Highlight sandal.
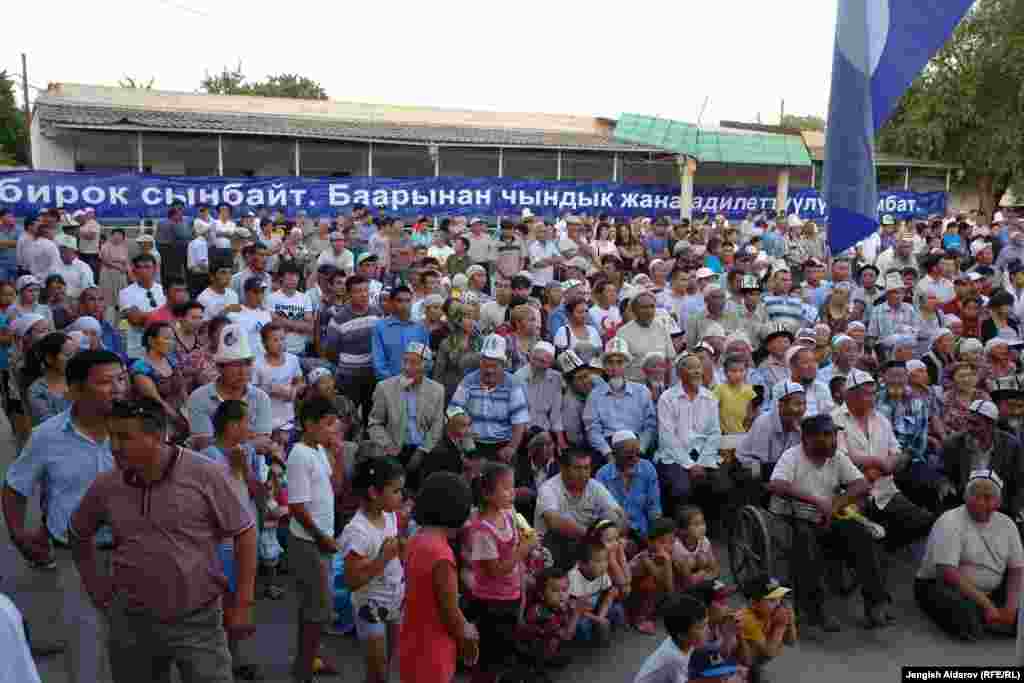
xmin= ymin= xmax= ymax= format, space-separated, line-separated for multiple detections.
xmin=632 ymin=619 xmax=657 ymax=635
xmin=313 ymin=657 xmax=341 ymax=676
xmin=232 ymin=664 xmax=264 ymax=680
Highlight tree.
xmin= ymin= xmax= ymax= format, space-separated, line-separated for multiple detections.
xmin=781 ymin=114 xmax=825 ymax=131
xmin=119 ymin=76 xmax=155 ymax=89
xmin=0 ymin=71 xmax=29 ymax=167
xmin=200 ymin=64 xmax=328 ymax=100
xmin=877 ymin=0 xmax=1024 ymax=217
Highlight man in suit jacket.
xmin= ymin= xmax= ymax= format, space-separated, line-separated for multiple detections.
xmin=368 ymin=341 xmax=445 ymax=486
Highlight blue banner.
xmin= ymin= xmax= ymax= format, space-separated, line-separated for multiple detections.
xmin=824 ymin=0 xmax=973 ymax=254
xmin=0 ymin=171 xmax=944 ymax=223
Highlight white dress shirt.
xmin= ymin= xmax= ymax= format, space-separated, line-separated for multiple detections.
xmin=654 ymin=384 xmax=721 ymax=468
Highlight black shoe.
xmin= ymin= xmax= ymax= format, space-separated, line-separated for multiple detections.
xmin=865 ymin=603 xmax=890 ymax=629
xmin=30 ymin=639 xmax=66 ymax=657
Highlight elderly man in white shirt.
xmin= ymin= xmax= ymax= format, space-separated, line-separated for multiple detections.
xmin=50 ymin=234 xmax=95 ymax=305
xmin=832 ymin=369 xmax=934 ymax=550
xmin=764 ymin=345 xmax=834 ymax=417
xmin=653 ymin=352 xmax=722 ymax=517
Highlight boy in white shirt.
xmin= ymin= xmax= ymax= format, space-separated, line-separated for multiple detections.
xmin=568 ymin=538 xmax=622 ymax=647
xmin=229 ymin=277 xmax=273 ymax=357
xmin=198 ymin=262 xmax=241 ymax=321
xmin=267 ymin=265 xmax=314 ymax=356
xmin=287 ymin=397 xmax=343 ymax=681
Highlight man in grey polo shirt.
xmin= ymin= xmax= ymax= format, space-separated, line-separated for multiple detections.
xmin=187 ymin=323 xmax=274 ymax=454
xmin=2 ymin=350 xmax=126 ymax=683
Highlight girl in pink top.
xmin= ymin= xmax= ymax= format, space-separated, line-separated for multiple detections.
xmin=463 ymin=464 xmax=539 ymax=683
xmin=400 ymin=472 xmax=478 ymax=683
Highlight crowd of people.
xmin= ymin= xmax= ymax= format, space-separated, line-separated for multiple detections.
xmin=1 ymin=201 xmax=1024 ymax=683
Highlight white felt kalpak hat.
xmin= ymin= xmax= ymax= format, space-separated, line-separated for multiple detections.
xmin=213 ymin=323 xmax=254 ymax=363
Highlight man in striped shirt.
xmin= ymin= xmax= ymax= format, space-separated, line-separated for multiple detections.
xmin=450 ymin=334 xmax=530 ymax=463
xmin=325 ymin=275 xmax=382 ymax=433
xmin=762 ymin=266 xmax=809 ymax=330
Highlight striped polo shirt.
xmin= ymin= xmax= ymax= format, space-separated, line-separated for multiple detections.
xmin=326 ymin=304 xmax=382 ymax=379
xmin=450 ymin=370 xmax=530 ymax=444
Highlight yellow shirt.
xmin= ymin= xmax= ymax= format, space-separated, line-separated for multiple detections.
xmin=736 ymin=607 xmax=767 ymax=645
xmin=713 ymin=383 xmax=755 ymax=434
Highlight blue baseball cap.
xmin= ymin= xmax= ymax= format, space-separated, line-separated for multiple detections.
xmin=689 ymin=646 xmax=739 ymax=679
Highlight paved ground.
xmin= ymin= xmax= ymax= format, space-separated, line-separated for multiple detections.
xmin=0 ymin=413 xmax=1016 ymax=683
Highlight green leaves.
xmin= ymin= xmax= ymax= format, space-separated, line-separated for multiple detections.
xmin=200 ymin=64 xmax=327 ymax=101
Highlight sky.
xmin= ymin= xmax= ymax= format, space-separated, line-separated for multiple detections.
xmin=2 ymin=0 xmax=838 ymax=126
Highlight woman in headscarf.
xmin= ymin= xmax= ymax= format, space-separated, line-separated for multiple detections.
xmin=423 ymin=294 xmax=448 ymax=351
xmin=818 ymin=283 xmax=852 ymax=336
xmin=985 ymin=337 xmax=1017 ymax=382
xmin=65 ymin=315 xmax=103 ymax=351
xmin=433 ymin=299 xmax=482 ymax=403
xmin=941 ymin=361 xmax=991 ymax=436
xmin=923 ymin=328 xmax=956 ymax=387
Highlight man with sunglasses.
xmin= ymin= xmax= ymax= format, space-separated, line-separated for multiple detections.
xmin=3 ymin=350 xmax=127 ymax=682
xmin=118 ymin=253 xmax=165 ymax=361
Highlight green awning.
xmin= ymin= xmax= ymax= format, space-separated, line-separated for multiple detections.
xmin=614 ymin=113 xmax=812 ymax=167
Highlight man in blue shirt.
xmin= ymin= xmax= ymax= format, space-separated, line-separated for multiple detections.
xmin=595 ymin=430 xmax=662 ymax=538
xmin=2 ymin=350 xmax=126 ymax=682
xmin=371 ymin=286 xmax=429 ymax=380
xmin=583 ymin=338 xmax=657 ymax=469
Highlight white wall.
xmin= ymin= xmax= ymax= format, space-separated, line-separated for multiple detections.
xmin=31 ymin=118 xmax=74 ymax=171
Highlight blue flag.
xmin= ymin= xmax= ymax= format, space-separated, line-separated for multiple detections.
xmin=825 ymin=0 xmax=975 ymax=254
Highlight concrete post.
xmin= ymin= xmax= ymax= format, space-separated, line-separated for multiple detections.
xmin=676 ymin=155 xmax=696 ymax=220
xmin=776 ymin=167 xmax=791 ymax=216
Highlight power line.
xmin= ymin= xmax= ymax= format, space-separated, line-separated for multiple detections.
xmin=150 ymin=0 xmax=212 ymax=18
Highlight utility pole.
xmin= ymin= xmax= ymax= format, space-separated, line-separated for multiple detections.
xmin=21 ymin=53 xmax=32 ymax=168
xmin=780 ymin=99 xmax=785 ymax=126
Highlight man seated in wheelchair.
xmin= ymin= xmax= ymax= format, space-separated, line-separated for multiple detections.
xmin=766 ymin=413 xmax=895 ymax=632
xmin=831 ymin=369 xmax=935 ymax=552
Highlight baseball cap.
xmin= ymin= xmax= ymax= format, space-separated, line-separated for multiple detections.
xmin=243 ymin=276 xmax=269 ymax=292
xmin=689 ymin=647 xmax=739 ymax=680
xmin=481 ymin=334 xmax=507 ymax=361
xmin=695 ymin=267 xmax=715 ymax=279
xmin=611 ymin=430 xmax=639 ymax=446
xmin=776 ymin=381 xmax=805 ymax=401
xmin=743 ymin=575 xmax=792 ymax=601
xmin=16 ymin=274 xmax=41 ymax=292
xmin=801 ymin=414 xmax=841 ymax=435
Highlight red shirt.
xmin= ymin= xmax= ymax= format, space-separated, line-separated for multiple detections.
xmin=400 ymin=530 xmax=458 ymax=683
xmin=148 ymin=305 xmax=176 ymax=325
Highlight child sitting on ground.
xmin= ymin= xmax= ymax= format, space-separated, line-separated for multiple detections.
xmin=673 ymin=506 xmax=721 ymax=597
xmin=517 ymin=567 xmax=578 ymax=668
xmin=633 ymin=595 xmax=709 ymax=683
xmin=627 ymin=518 xmax=676 ymax=635
xmin=736 ymin=575 xmax=797 ymax=682
xmin=568 ymin=538 xmax=623 ymax=647
xmin=589 ymin=519 xmax=631 ymax=600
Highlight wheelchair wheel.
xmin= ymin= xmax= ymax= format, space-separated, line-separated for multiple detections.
xmin=729 ymin=505 xmax=773 ymax=587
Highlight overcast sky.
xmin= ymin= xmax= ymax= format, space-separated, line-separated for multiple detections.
xmin=2 ymin=0 xmax=838 ymax=126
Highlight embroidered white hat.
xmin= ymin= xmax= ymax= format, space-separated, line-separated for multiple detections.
xmin=558 ymin=349 xmax=586 ymax=375
xmin=968 ymin=399 xmax=999 ymax=422
xmin=777 ymin=381 xmax=805 ymax=401
xmin=846 ymin=368 xmax=876 ymax=391
xmin=213 ymin=323 xmax=254 ymax=363
xmin=405 ymin=340 xmax=433 ymax=363
xmin=884 ymin=272 xmax=904 ymax=292
xmin=602 ymin=336 xmax=632 ymax=362
xmin=611 ymin=430 xmax=639 ymax=446
xmin=533 ymin=341 xmax=556 ymax=357
xmin=481 ymin=334 xmax=507 ymax=362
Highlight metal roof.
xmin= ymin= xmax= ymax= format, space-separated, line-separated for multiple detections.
xmin=34 ymin=101 xmax=660 ymax=153
xmin=614 ymin=114 xmax=813 ymax=167
xmin=799 ymin=131 xmax=958 ymax=169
